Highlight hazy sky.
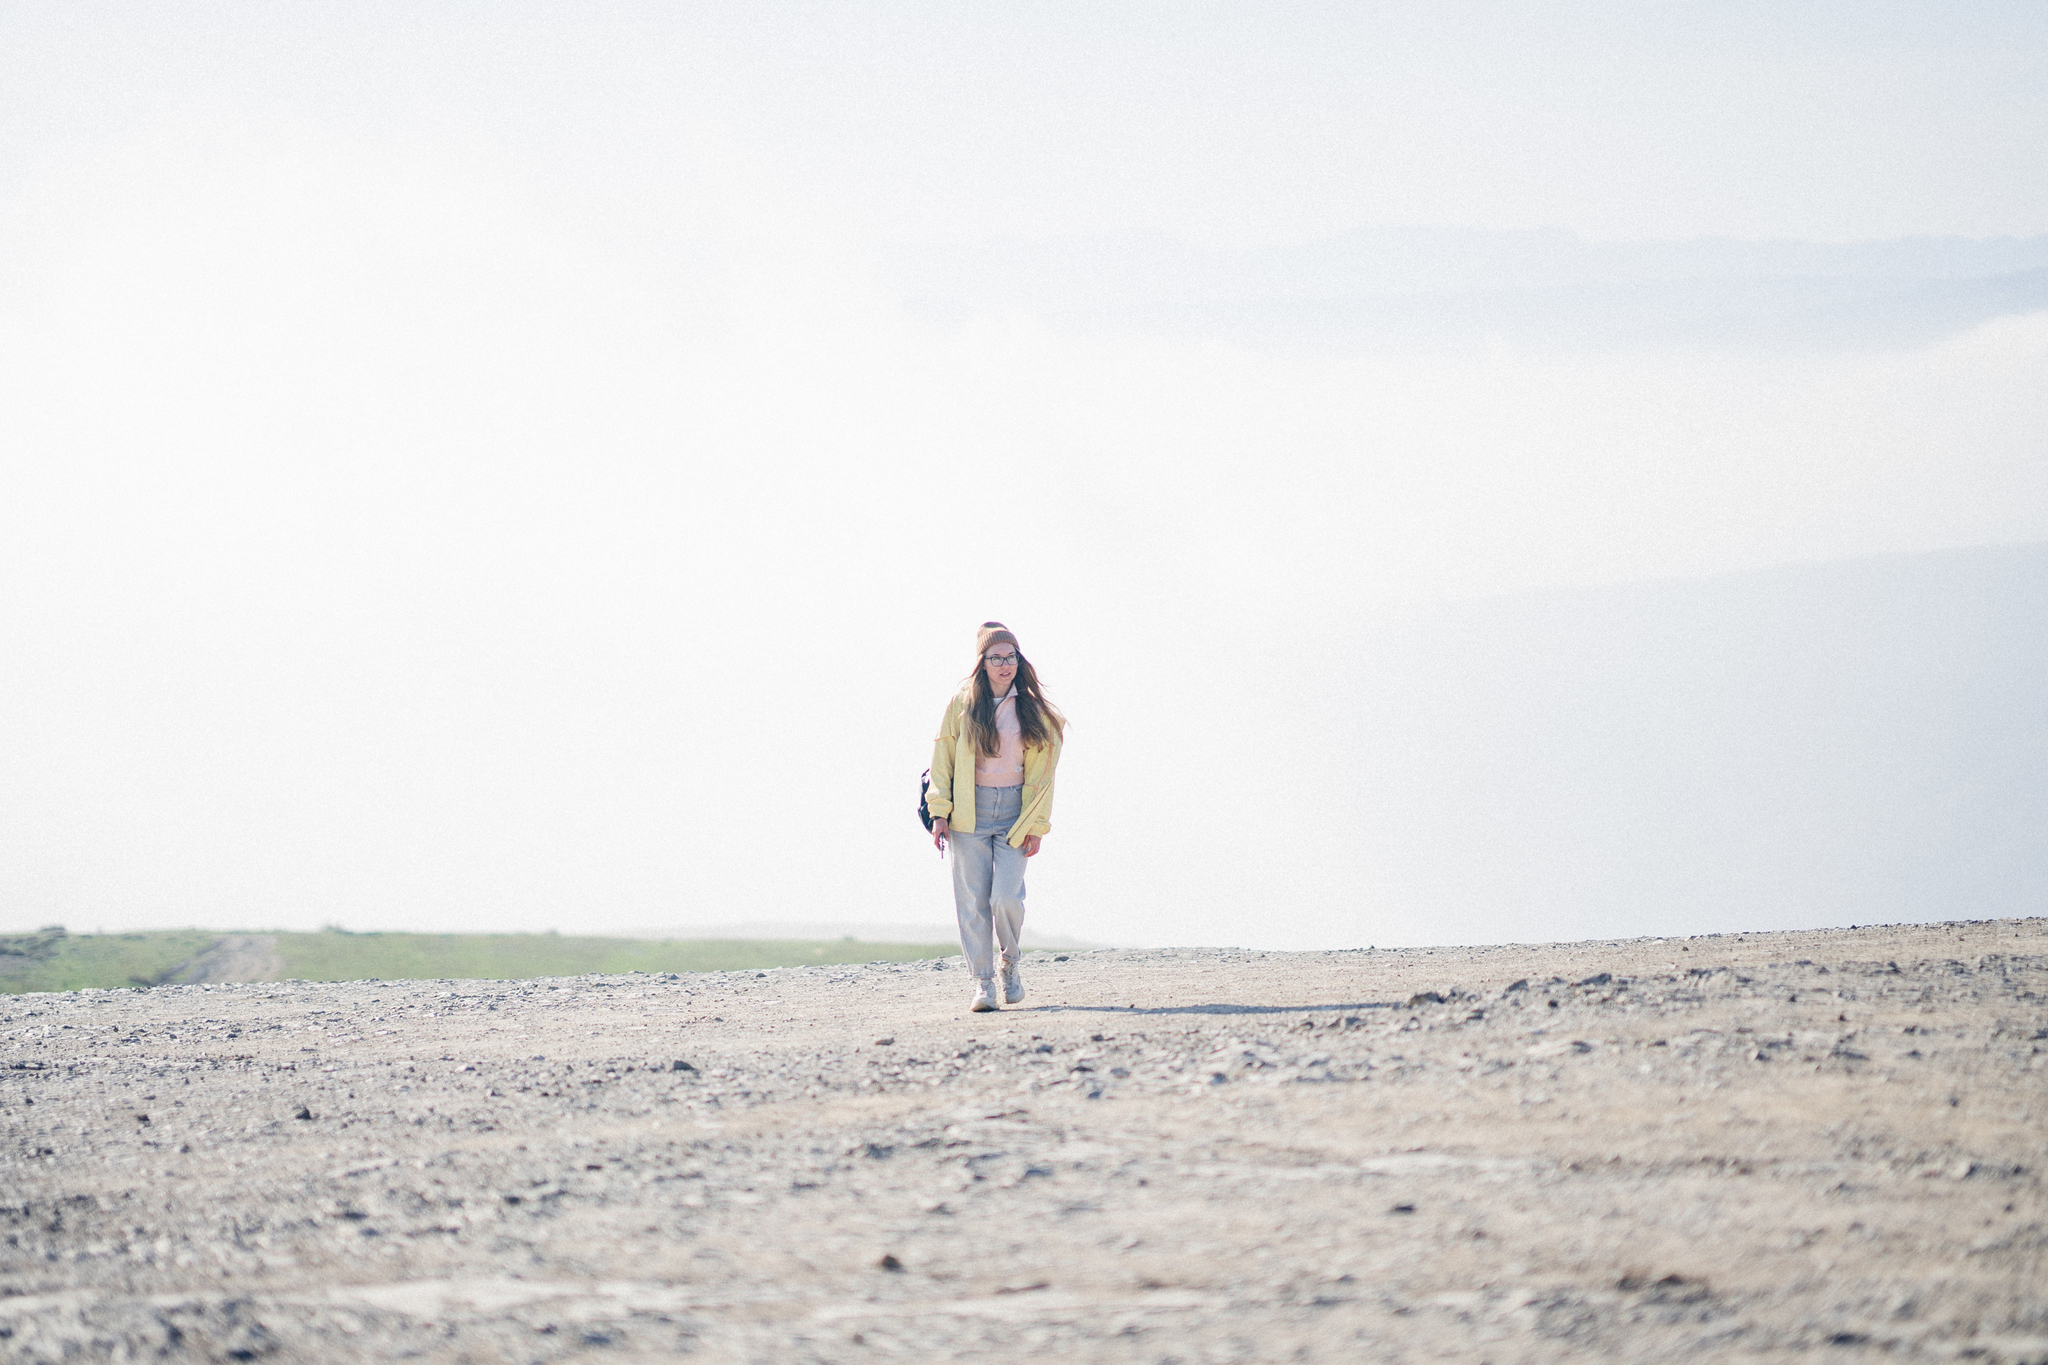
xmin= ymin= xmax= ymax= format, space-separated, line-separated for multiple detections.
xmin=2 ymin=3 xmax=2044 ymax=949
xmin=6 ymin=2 xmax=2046 ymax=244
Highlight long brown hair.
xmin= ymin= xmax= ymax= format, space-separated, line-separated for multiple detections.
xmin=964 ymin=623 xmax=1065 ymax=757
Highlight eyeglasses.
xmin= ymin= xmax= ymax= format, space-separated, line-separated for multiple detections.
xmin=983 ymin=652 xmax=1019 ymax=666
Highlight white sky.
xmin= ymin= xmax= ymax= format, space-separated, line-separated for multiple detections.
xmin=1 ymin=2 xmax=2044 ymax=949
xmin=6 ymin=2 xmax=2048 ymax=245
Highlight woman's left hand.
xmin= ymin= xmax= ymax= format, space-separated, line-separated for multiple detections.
xmin=1022 ymin=834 xmax=1042 ymax=857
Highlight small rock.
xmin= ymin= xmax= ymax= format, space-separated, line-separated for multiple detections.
xmin=878 ymin=1253 xmax=905 ymax=1272
xmin=1575 ymin=973 xmax=1613 ymax=988
xmin=294 ymin=1106 xmax=315 ymax=1120
xmin=671 ymin=1060 xmax=696 ymax=1072
xmin=1408 ymin=991 xmax=1447 ymax=1006
xmin=874 ymin=1037 xmax=894 ymax=1046
xmin=1390 ymin=1203 xmax=1416 ymax=1214
xmin=1618 ymin=1272 xmax=1691 ymax=1291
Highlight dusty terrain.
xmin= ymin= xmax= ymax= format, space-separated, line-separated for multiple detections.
xmin=2 ymin=919 xmax=2044 ymax=1363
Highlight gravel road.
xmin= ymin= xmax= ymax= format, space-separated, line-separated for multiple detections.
xmin=170 ymin=937 xmax=286 ymax=986
xmin=3 ymin=918 xmax=2044 ymax=1363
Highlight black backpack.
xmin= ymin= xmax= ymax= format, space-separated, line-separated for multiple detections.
xmin=918 ymin=769 xmax=936 ymax=831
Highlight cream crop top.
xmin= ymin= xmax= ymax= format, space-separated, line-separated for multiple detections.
xmin=973 ymin=688 xmax=1026 ymax=787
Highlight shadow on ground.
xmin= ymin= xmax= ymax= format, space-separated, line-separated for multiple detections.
xmin=1030 ymin=1001 xmax=1402 ymax=1017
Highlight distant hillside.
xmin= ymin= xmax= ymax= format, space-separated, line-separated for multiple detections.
xmin=0 ymin=929 xmax=955 ymax=993
xmin=1327 ymin=541 xmax=2048 ymax=943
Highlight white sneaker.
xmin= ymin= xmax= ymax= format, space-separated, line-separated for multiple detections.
xmin=970 ymin=978 xmax=999 ymax=1012
xmin=1002 ymin=962 xmax=1025 ymax=1005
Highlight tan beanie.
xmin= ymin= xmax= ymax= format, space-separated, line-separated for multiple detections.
xmin=975 ymin=621 xmax=1019 ymax=659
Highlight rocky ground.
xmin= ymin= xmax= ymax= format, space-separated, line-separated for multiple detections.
xmin=2 ymin=918 xmax=2044 ymax=1363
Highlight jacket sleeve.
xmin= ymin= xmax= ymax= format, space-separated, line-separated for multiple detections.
xmin=925 ymin=697 xmax=961 ymax=821
xmin=1021 ymin=736 xmax=1061 ymax=838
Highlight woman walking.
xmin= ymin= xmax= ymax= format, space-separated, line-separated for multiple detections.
xmin=927 ymin=622 xmax=1065 ymax=1012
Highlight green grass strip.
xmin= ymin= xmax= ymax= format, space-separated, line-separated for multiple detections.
xmin=0 ymin=929 xmax=954 ymax=993
xmin=0 ymin=930 xmax=220 ymax=994
xmin=272 ymin=932 xmax=949 ymax=981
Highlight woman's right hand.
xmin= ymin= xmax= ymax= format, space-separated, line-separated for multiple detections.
xmin=931 ymin=818 xmax=949 ymax=853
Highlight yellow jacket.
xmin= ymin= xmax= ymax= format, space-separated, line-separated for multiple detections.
xmin=927 ymin=690 xmax=1061 ymax=847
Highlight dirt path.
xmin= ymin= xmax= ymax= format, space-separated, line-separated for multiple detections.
xmin=1 ymin=919 xmax=2043 ymax=1363
xmin=165 ymin=934 xmax=285 ymax=985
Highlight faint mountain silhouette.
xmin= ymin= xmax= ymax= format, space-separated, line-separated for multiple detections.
xmin=878 ymin=229 xmax=2048 ymax=353
xmin=1333 ymin=541 xmax=2048 ymax=940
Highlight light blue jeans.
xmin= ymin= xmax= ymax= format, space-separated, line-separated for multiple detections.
xmin=950 ymin=784 xmax=1026 ymax=980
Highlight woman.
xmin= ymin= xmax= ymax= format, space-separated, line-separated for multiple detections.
xmin=926 ymin=622 xmax=1065 ymax=1012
